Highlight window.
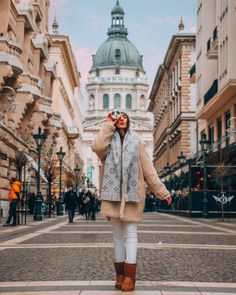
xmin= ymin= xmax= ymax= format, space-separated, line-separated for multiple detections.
xmin=126 ymin=94 xmax=132 ymax=109
xmin=115 ymin=67 xmax=120 ymax=75
xmin=115 ymin=49 xmax=121 ymax=59
xmin=225 ymin=110 xmax=230 ymax=145
xmin=103 ymin=94 xmax=109 ymax=109
xmin=114 ymin=93 xmax=121 ymax=108
xmin=208 ymin=124 xmax=214 ymax=145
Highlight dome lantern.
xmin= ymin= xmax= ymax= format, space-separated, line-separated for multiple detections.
xmin=108 ymin=0 xmax=128 ymax=37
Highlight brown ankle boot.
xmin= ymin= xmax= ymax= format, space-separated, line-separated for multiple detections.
xmin=121 ymin=262 xmax=137 ymax=292
xmin=114 ymin=262 xmax=125 ymax=289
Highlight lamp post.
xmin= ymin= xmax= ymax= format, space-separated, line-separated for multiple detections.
xmin=56 ymin=146 xmax=66 ymax=215
xmin=33 ymin=126 xmax=47 ymax=221
xmin=200 ymin=133 xmax=210 ymax=218
xmin=74 ymin=164 xmax=80 ymax=195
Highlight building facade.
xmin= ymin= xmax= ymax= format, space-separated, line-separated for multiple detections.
xmin=0 ymin=1 xmax=84 ymax=215
xmin=49 ymin=29 xmax=84 ymax=194
xmin=148 ymin=24 xmax=196 ymax=177
xmin=196 ymin=0 xmax=236 ymax=147
xmin=83 ymin=1 xmax=152 ymax=190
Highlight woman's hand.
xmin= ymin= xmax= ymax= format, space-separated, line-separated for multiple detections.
xmin=107 ymin=112 xmax=119 ymax=125
xmin=165 ymin=195 xmax=172 ymax=206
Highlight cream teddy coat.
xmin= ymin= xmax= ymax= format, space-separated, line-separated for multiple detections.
xmin=92 ymin=122 xmax=170 ymax=223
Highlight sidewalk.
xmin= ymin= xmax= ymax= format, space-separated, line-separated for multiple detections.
xmin=1 ymin=281 xmax=236 ymax=294
xmin=0 ymin=212 xmax=235 ymax=295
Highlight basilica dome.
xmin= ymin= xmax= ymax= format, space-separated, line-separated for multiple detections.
xmin=92 ymin=37 xmax=143 ymax=69
xmin=91 ymin=1 xmax=144 ymax=70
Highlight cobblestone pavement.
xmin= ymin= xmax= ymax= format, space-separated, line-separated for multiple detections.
xmin=0 ymin=212 xmax=236 ymax=295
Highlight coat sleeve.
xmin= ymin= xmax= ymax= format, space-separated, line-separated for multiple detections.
xmin=140 ymin=141 xmax=170 ymax=200
xmin=91 ymin=122 xmax=116 ymax=162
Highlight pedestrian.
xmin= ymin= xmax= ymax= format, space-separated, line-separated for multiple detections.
xmin=92 ymin=110 xmax=172 ymax=292
xmin=83 ymin=190 xmax=92 ymax=220
xmin=63 ymin=185 xmax=78 ymax=223
xmin=3 ymin=177 xmax=21 ymax=226
xmin=28 ymin=192 xmax=35 ymax=214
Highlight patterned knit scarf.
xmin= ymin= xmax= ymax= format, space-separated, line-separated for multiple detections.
xmin=101 ymin=130 xmax=140 ymax=203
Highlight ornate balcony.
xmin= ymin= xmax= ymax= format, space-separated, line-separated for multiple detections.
xmin=45 ymin=59 xmax=57 ymax=78
xmin=37 ymin=96 xmax=53 ymax=116
xmin=32 ymin=0 xmax=43 ymax=22
xmin=17 ymin=73 xmax=44 ymax=99
xmin=0 ymin=37 xmax=23 ymax=76
xmin=50 ymin=113 xmax=62 ymax=129
xmin=206 ymin=27 xmax=218 ymax=60
xmin=32 ymin=34 xmax=49 ymax=59
xmin=204 ymin=79 xmax=218 ymax=105
xmin=15 ymin=0 xmax=36 ymax=31
xmin=67 ymin=126 xmax=80 ymax=139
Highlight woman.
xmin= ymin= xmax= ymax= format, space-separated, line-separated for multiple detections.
xmin=92 ymin=111 xmax=171 ymax=292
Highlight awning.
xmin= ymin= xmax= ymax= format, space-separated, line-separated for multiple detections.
xmin=24 ymin=153 xmax=48 ymax=183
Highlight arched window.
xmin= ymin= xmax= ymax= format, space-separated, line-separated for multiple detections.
xmin=126 ymin=94 xmax=132 ymax=109
xmin=103 ymin=94 xmax=109 ymax=109
xmin=115 ymin=67 xmax=120 ymax=75
xmin=115 ymin=49 xmax=121 ymax=60
xmin=89 ymin=94 xmax=95 ymax=110
xmin=140 ymin=95 xmax=145 ymax=109
xmin=114 ymin=93 xmax=121 ymax=108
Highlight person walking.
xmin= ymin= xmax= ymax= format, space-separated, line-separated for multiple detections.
xmin=63 ymin=185 xmax=78 ymax=223
xmin=92 ymin=110 xmax=172 ymax=292
xmin=3 ymin=177 xmax=21 ymax=226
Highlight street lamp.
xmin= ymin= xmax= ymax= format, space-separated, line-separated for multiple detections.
xmin=33 ymin=126 xmax=47 ymax=221
xmin=56 ymin=146 xmax=66 ymax=215
xmin=200 ymin=133 xmax=210 ymax=218
xmin=74 ymin=164 xmax=80 ymax=195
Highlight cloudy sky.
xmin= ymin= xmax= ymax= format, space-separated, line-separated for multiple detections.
xmin=49 ymin=0 xmax=196 ymax=102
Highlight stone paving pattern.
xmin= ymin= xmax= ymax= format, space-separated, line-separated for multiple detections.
xmin=1 ymin=212 xmax=236 ymax=294
xmin=0 ymin=247 xmax=236 ymax=282
xmin=52 ymin=225 xmax=222 ymax=232
xmin=20 ymin=232 xmax=236 ymax=245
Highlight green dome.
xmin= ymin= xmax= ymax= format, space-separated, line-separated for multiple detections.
xmin=92 ymin=37 xmax=143 ymax=69
xmin=91 ymin=1 xmax=144 ymax=70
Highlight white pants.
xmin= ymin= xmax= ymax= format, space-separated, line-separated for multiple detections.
xmin=110 ymin=218 xmax=137 ymax=264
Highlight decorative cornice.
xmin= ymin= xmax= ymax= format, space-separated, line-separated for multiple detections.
xmin=51 ymin=35 xmax=80 ymax=88
xmin=58 ymin=77 xmax=75 ymax=119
